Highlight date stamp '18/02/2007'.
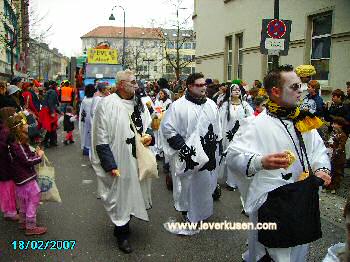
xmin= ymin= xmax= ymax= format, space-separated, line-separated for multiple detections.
xmin=11 ymin=240 xmax=77 ymax=250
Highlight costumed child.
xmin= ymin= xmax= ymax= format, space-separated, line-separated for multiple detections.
xmin=7 ymin=112 xmax=47 ymax=235
xmin=0 ymin=107 xmax=18 ymax=221
xmin=63 ymin=106 xmax=77 ymax=145
xmin=325 ymin=117 xmax=348 ymax=194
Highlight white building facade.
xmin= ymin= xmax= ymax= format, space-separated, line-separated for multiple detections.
xmin=193 ymin=0 xmax=350 ymax=91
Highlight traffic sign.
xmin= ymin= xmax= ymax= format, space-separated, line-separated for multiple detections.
xmin=260 ymin=19 xmax=292 ymax=56
xmin=267 ymin=19 xmax=287 ymax=39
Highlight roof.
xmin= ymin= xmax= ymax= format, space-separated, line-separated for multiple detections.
xmin=81 ymin=26 xmax=163 ymax=40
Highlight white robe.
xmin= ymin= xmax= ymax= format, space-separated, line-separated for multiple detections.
xmin=152 ymin=98 xmax=172 ymax=156
xmin=79 ymin=97 xmax=93 ymax=150
xmin=226 ymin=112 xmax=330 ymax=262
xmin=161 ymin=96 xmax=222 ymax=223
xmin=91 ymin=93 xmax=153 ymax=226
xmin=219 ymin=101 xmax=254 ymax=187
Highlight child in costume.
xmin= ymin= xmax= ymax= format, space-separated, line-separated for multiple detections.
xmin=63 ymin=106 xmax=77 ymax=145
xmin=325 ymin=117 xmax=348 ymax=194
xmin=8 ymin=112 xmax=47 ymax=235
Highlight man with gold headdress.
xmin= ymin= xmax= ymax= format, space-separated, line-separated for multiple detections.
xmin=226 ymin=65 xmax=331 ymax=262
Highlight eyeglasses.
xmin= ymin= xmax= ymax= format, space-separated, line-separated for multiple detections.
xmin=193 ymin=83 xmax=207 ymax=88
xmin=288 ymin=83 xmax=302 ymax=91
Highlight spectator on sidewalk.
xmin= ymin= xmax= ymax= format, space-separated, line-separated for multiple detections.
xmin=7 ymin=112 xmax=46 ymax=236
xmin=299 ymin=80 xmax=324 ymax=117
xmin=0 ymin=107 xmax=18 ymax=222
xmin=39 ymin=81 xmax=60 ymax=148
xmin=0 ymin=81 xmax=17 ymax=110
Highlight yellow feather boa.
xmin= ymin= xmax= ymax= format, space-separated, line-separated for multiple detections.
xmin=266 ymin=100 xmax=323 ymax=132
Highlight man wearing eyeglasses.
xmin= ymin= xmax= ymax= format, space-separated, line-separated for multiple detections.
xmin=91 ymin=69 xmax=155 ymax=254
xmin=161 ymin=73 xmax=222 ymax=232
xmin=225 ymin=65 xmax=331 ymax=262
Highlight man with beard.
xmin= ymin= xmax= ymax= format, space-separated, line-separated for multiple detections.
xmin=226 ymin=65 xmax=331 ymax=261
xmin=91 ymin=70 xmax=155 ymax=253
xmin=161 ymin=73 xmax=222 ymax=230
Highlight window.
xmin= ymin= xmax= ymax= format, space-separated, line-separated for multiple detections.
xmin=153 ymin=65 xmax=158 ymax=72
xmin=184 ymin=42 xmax=192 ymax=49
xmin=311 ymin=13 xmax=332 ymax=80
xmin=191 ymin=67 xmax=195 ymax=74
xmin=226 ymin=36 xmax=233 ymax=81
xmin=167 ymin=41 xmax=175 ymax=49
xmin=182 ymin=67 xmax=191 ymax=74
xmin=193 ymin=43 xmax=196 ymax=49
xmin=236 ymin=33 xmax=243 ymax=79
xmin=183 ymin=55 xmax=192 ymax=61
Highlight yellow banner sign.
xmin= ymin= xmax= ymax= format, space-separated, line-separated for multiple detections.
xmin=87 ymin=49 xmax=118 ymax=64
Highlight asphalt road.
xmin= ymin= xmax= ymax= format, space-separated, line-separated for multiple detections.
xmin=0 ymin=129 xmax=345 ymax=262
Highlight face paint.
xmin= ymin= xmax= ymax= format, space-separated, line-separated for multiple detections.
xmin=231 ymin=85 xmax=241 ymax=98
xmin=280 ymin=71 xmax=302 ymax=107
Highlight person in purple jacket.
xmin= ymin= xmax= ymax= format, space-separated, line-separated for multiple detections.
xmin=0 ymin=107 xmax=18 ymax=222
xmin=7 ymin=112 xmax=47 ymax=236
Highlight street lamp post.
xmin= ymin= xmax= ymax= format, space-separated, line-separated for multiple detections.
xmin=109 ymin=5 xmax=126 ymax=69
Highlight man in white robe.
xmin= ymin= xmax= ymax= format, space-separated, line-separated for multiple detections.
xmin=226 ymin=65 xmax=332 ymax=262
xmin=161 ymin=72 xmax=222 ymax=225
xmin=91 ymin=70 xmax=154 ymax=253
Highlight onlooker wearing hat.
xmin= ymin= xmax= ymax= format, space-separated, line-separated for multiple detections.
xmin=0 ymin=81 xmax=17 ymax=110
xmin=7 ymin=84 xmax=22 ymax=112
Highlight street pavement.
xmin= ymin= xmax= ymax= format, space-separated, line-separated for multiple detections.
xmin=0 ymin=129 xmax=345 ymax=262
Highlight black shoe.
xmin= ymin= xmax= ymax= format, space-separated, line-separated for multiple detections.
xmin=241 ymin=209 xmax=249 ymax=218
xmin=225 ymin=184 xmax=237 ymax=191
xmin=70 ymin=140 xmax=75 ymax=144
xmin=44 ymin=142 xmax=50 ymax=148
xmin=117 ymin=239 xmax=133 ymax=254
xmin=50 ymin=143 xmax=58 ymax=147
xmin=212 ymin=184 xmax=222 ymax=201
xmin=63 ymin=140 xmax=68 ymax=145
xmin=165 ymin=174 xmax=173 ymax=191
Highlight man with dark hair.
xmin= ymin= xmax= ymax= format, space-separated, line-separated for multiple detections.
xmin=226 ymin=65 xmax=331 ymax=261
xmin=161 ymin=72 xmax=222 ymax=231
xmin=325 ymin=89 xmax=350 ymax=131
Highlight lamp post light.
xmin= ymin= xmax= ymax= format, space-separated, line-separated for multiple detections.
xmin=109 ymin=4 xmax=126 ymax=69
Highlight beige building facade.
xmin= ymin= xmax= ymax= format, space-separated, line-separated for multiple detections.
xmin=193 ymin=0 xmax=350 ymax=91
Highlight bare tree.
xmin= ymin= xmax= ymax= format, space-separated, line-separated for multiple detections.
xmin=157 ymin=0 xmax=195 ymax=81
xmin=0 ymin=0 xmax=52 ymax=79
xmin=124 ymin=44 xmax=145 ymax=77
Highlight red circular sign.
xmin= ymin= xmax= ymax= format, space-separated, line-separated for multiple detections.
xmin=267 ymin=19 xmax=287 ymax=39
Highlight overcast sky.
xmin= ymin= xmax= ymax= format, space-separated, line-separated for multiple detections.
xmin=30 ymin=0 xmax=193 ymax=57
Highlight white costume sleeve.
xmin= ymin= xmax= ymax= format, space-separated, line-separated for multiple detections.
xmin=226 ymin=120 xmax=261 ymax=177
xmin=93 ymin=101 xmax=109 ymax=146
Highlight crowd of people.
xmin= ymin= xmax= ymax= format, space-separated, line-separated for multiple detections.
xmin=0 ymin=65 xmax=350 ymax=261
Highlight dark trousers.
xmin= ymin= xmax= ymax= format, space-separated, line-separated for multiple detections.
xmin=114 ymin=222 xmax=130 ymax=242
xmin=44 ymin=130 xmax=57 ymax=145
